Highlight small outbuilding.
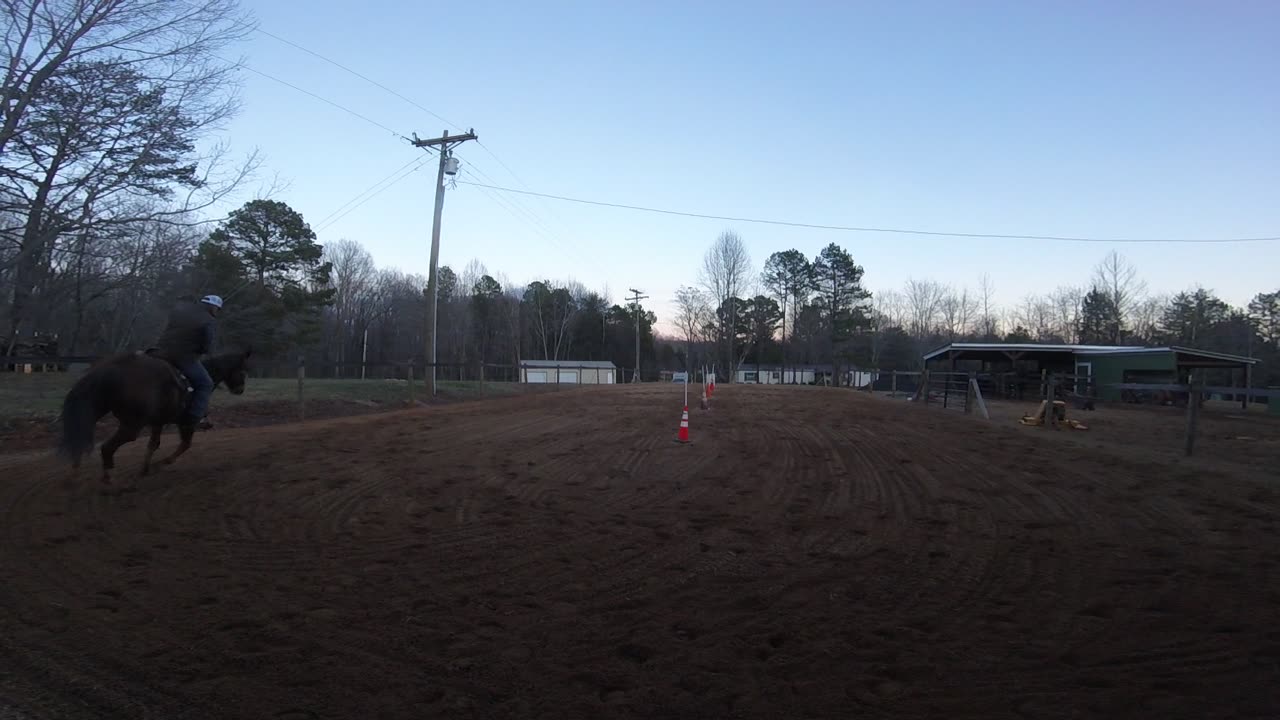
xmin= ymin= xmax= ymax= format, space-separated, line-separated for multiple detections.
xmin=734 ymin=365 xmax=826 ymax=384
xmin=520 ymin=359 xmax=616 ymax=384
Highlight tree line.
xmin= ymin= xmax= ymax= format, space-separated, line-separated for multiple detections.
xmin=673 ymin=240 xmax=1279 ymax=388
xmin=2 ymin=1 xmax=1275 ymax=389
xmin=0 ymin=0 xmax=664 ymax=375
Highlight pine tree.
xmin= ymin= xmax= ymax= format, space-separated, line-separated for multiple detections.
xmin=811 ymin=243 xmax=871 ymax=383
xmin=1078 ymin=287 xmax=1121 ymax=344
xmin=1159 ymin=288 xmax=1230 ymax=345
xmin=196 ymin=200 xmax=334 ymax=352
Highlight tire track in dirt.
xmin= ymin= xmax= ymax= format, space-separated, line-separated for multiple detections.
xmin=1 ymin=385 xmax=1278 ymax=718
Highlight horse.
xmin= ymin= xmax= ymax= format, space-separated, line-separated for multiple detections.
xmin=57 ymin=349 xmax=251 ymax=485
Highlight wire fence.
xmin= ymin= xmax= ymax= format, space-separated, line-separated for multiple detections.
xmin=0 ymin=356 xmax=648 ymax=424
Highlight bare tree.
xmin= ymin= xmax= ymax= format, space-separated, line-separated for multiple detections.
xmin=868 ymin=289 xmax=906 ymax=366
xmin=1092 ymin=251 xmax=1147 ymax=342
xmin=673 ymin=285 xmax=710 ymax=373
xmin=323 ymin=239 xmax=377 ymax=363
xmin=498 ymin=277 xmax=523 ymax=368
xmin=977 ymin=273 xmax=999 ymax=339
xmin=1 ymin=0 xmax=257 ymax=351
xmin=903 ymin=278 xmax=945 ymax=341
xmin=1015 ymin=294 xmax=1058 ymax=341
xmin=939 ymin=285 xmax=978 ymax=341
xmin=1048 ymin=286 xmax=1084 ymax=343
xmin=700 ymin=230 xmax=752 ymax=380
xmin=1129 ymin=294 xmax=1166 ymax=344
xmin=0 ymin=0 xmax=252 ymax=154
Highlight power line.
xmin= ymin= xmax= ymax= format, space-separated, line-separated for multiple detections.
xmin=455 ymin=181 xmax=1280 ymax=245
xmin=251 ymin=27 xmax=464 ymax=132
xmin=317 ymin=158 xmax=429 ymax=232
xmin=223 ymin=57 xmax=410 ymax=141
xmin=461 ymin=162 xmax=591 ymax=257
xmin=459 ymin=167 xmax=609 ymax=277
xmin=314 ymin=155 xmax=423 ymax=229
xmin=241 ymin=21 xmax=587 ymax=250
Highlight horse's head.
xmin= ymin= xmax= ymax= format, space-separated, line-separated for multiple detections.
xmin=210 ymin=347 xmax=251 ymax=396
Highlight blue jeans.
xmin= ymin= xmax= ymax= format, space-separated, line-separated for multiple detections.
xmin=175 ymin=358 xmax=213 ymax=422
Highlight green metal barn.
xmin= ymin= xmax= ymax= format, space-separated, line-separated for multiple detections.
xmin=922 ymin=343 xmax=1259 ymax=403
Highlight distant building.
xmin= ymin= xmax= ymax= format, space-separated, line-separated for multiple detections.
xmin=733 ymin=365 xmax=827 ymax=385
xmin=922 ymin=342 xmax=1258 ymax=402
xmin=520 ymin=359 xmax=617 ymax=384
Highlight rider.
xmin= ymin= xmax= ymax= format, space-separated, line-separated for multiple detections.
xmin=156 ymin=294 xmax=223 ymax=430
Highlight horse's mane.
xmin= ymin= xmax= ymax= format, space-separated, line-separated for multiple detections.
xmin=203 ymin=349 xmax=250 ymax=374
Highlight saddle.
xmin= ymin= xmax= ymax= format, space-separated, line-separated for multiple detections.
xmin=140 ymin=348 xmax=194 ymax=396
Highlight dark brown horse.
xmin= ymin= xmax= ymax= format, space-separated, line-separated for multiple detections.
xmin=58 ymin=349 xmax=251 ymax=484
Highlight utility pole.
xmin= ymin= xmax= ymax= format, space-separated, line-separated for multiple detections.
xmin=628 ymin=288 xmax=649 ymax=383
xmin=410 ymin=128 xmax=477 ymax=397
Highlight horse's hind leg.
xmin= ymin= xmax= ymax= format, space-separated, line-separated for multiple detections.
xmin=141 ymin=425 xmax=163 ymax=476
xmin=100 ymin=423 xmax=141 ymax=485
xmin=160 ymin=423 xmax=195 ymax=467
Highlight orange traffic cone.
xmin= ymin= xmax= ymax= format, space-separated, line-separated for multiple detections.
xmin=675 ymin=405 xmax=691 ymax=443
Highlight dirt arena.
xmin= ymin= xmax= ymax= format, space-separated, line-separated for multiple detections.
xmin=1 ymin=385 xmax=1278 ymax=719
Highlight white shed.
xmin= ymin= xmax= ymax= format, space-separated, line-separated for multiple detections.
xmin=520 ymin=360 xmax=617 ymax=384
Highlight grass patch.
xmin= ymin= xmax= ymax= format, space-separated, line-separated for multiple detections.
xmin=0 ymin=372 xmax=66 ymax=419
xmin=0 ymin=372 xmax=534 ymax=421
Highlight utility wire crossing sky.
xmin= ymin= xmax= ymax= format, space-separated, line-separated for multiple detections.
xmin=221 ymin=1 xmax=1280 ymax=318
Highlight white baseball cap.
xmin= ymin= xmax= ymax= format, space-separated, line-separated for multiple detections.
xmin=200 ymin=295 xmax=224 ymax=309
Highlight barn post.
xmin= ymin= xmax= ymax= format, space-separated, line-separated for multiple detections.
xmin=1185 ymin=372 xmax=1204 ymax=456
xmin=965 ymin=371 xmax=976 ymax=414
xmin=1243 ymin=363 xmax=1252 ymax=411
xmin=297 ymin=356 xmax=306 ymax=420
xmin=407 ymin=360 xmax=415 ymax=404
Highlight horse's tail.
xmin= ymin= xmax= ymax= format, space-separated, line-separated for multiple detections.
xmin=57 ymin=364 xmax=112 ymax=463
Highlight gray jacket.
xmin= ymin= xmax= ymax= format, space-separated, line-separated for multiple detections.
xmin=156 ymin=300 xmax=215 ymax=362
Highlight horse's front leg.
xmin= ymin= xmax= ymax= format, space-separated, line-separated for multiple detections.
xmin=100 ymin=423 xmax=141 ymax=486
xmin=140 ymin=424 xmax=164 ymax=476
xmin=159 ymin=422 xmax=195 ymax=467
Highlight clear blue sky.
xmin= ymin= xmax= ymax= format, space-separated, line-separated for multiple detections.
xmin=218 ymin=0 xmax=1279 ymax=329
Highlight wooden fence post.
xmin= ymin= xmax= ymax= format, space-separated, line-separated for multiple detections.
xmin=1046 ymin=373 xmax=1058 ymax=429
xmin=1185 ymin=373 xmax=1203 ymax=456
xmin=891 ymin=370 xmax=898 ymax=397
xmin=1243 ymin=364 xmax=1252 ymax=411
xmin=407 ymin=360 xmax=415 ymax=404
xmin=297 ymin=356 xmax=306 ymax=420
xmin=922 ymin=370 xmax=931 ymax=405
xmin=965 ymin=371 xmax=976 ymax=414
xmin=478 ymin=362 xmax=485 ymax=396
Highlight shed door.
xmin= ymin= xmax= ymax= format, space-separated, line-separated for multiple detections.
xmin=527 ymin=371 xmax=548 ymax=383
xmin=1074 ymin=362 xmax=1092 ymax=396
xmin=559 ymin=370 xmax=578 ymax=384
xmin=604 ymin=371 xmax=614 ymax=384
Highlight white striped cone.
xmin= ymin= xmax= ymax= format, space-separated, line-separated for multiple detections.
xmin=676 ymin=405 xmax=691 ymax=443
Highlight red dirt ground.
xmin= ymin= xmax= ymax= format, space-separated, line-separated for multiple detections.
xmin=1 ymin=385 xmax=1278 ymax=719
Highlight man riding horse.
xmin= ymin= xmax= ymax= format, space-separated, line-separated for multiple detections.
xmin=155 ymin=294 xmax=223 ymax=430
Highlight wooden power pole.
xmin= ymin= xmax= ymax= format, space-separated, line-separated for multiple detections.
xmin=628 ymin=288 xmax=649 ymax=383
xmin=411 ymin=128 xmax=477 ymax=397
